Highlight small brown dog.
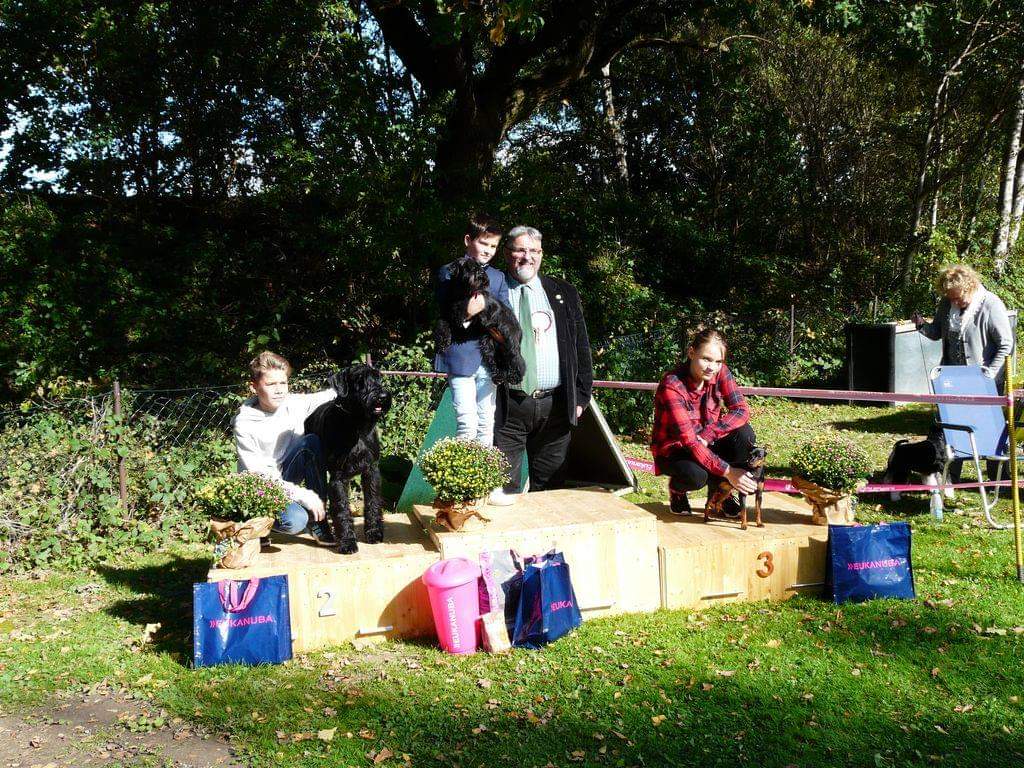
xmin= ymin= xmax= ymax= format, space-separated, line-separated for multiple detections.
xmin=703 ymin=446 xmax=767 ymax=530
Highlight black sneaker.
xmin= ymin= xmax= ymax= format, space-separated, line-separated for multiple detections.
xmin=310 ymin=521 xmax=337 ymax=547
xmin=669 ymin=490 xmax=691 ymax=515
xmin=721 ymin=494 xmax=745 ymax=519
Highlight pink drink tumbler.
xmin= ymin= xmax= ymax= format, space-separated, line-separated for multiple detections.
xmin=422 ymin=558 xmax=481 ymax=654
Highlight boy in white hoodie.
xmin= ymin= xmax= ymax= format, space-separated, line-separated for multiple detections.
xmin=232 ymin=351 xmax=336 ymax=543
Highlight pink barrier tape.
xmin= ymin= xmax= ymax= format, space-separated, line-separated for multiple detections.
xmin=381 ymin=371 xmax=1014 ymax=406
xmin=622 ymin=456 xmax=1022 ymax=494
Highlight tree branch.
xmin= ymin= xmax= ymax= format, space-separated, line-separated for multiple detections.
xmin=364 ymin=0 xmax=463 ymax=95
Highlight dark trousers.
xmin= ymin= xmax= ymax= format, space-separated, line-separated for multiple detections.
xmin=655 ymin=424 xmax=756 ymax=493
xmin=494 ymin=388 xmax=572 ymax=493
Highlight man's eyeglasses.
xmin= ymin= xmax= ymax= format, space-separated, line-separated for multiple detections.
xmin=509 ymin=247 xmax=542 ymax=257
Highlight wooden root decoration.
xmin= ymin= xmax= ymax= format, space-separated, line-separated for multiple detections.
xmin=209 ymin=516 xmax=275 ymax=569
xmin=791 ymin=476 xmax=854 ymax=525
xmin=434 ymin=501 xmax=491 ymax=532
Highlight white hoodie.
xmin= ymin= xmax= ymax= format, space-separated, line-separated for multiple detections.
xmin=232 ymin=389 xmax=335 ymax=511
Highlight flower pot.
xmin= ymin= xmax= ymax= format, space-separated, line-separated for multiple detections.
xmin=791 ymin=476 xmax=856 ymax=526
xmin=432 ymin=498 xmax=490 ymax=532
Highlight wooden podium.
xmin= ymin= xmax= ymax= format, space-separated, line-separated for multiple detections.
xmin=206 ymin=489 xmax=829 ymax=653
xmin=411 ymin=488 xmax=661 ymax=618
xmin=652 ymin=492 xmax=829 ymax=609
xmin=207 ymin=513 xmax=438 ymax=652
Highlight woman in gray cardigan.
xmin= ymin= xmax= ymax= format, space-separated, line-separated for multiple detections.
xmin=913 ymin=264 xmax=1013 ymax=392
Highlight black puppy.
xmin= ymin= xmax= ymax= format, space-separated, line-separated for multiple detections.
xmin=435 ymin=258 xmax=526 ymax=385
xmin=303 ymin=364 xmax=392 ymax=554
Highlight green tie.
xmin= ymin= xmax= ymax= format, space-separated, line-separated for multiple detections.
xmin=518 ymin=286 xmax=538 ymax=395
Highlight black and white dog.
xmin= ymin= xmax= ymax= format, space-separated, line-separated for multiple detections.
xmin=434 ymin=258 xmax=526 ymax=385
xmin=304 ymin=364 xmax=392 ymax=554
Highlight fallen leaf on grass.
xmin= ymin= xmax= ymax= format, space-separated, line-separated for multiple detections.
xmin=715 ymin=669 xmax=735 ymax=677
xmin=701 ymin=683 xmax=714 ymax=692
xmin=766 ymin=639 xmax=782 ymax=648
xmin=372 ymin=747 xmax=394 ymax=764
xmin=477 ymin=678 xmax=492 ymax=689
xmin=851 ymin=668 xmax=862 ymax=677
xmin=651 ymin=715 xmax=667 ymax=726
xmin=931 ymin=668 xmax=941 ymax=678
xmin=953 ymin=704 xmax=973 ymax=714
xmin=318 ymin=727 xmax=337 ymax=742
xmin=983 ymin=627 xmax=1008 ymax=636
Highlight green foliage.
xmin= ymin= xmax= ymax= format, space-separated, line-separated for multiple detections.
xmin=790 ymin=432 xmax=872 ymax=492
xmin=377 ymin=333 xmax=439 ymax=462
xmin=193 ymin=472 xmax=289 ymax=522
xmin=0 ymin=407 xmax=234 ymax=572
xmin=419 ymin=437 xmax=509 ymax=503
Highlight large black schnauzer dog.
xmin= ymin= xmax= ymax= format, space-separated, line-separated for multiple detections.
xmin=435 ymin=258 xmax=526 ymax=385
xmin=304 ymin=364 xmax=392 ymax=554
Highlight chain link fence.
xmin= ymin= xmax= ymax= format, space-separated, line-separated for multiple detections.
xmin=0 ymin=367 xmax=450 ymax=567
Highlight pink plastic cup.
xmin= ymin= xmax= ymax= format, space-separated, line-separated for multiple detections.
xmin=422 ymin=558 xmax=481 ymax=654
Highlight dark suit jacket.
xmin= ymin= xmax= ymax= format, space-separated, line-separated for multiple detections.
xmin=497 ymin=273 xmax=593 ymax=426
xmin=432 ymin=258 xmax=511 ymax=377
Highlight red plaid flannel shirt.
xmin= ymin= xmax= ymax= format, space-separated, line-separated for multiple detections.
xmin=650 ymin=363 xmax=750 ymax=477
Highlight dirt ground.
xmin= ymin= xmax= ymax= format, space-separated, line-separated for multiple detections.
xmin=0 ymin=688 xmax=243 ymax=768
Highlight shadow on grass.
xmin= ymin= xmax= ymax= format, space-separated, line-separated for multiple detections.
xmin=324 ymin=602 xmax=1024 ymax=768
xmin=97 ymin=554 xmax=210 ymax=661
xmin=832 ymin=407 xmax=935 ymax=435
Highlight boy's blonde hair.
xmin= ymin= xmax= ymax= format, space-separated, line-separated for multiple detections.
xmin=936 ymin=264 xmax=982 ymax=298
xmin=249 ymin=351 xmax=292 ymax=383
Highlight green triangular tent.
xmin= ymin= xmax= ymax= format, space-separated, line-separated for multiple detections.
xmin=396 ymin=388 xmax=635 ymax=512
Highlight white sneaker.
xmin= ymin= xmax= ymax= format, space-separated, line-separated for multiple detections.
xmin=488 ymin=488 xmax=517 ymax=506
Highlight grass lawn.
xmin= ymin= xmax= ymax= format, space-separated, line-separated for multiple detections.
xmin=2 ymin=400 xmax=1023 ymax=767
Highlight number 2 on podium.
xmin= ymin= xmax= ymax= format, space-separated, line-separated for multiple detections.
xmin=318 ymin=588 xmax=337 ymax=617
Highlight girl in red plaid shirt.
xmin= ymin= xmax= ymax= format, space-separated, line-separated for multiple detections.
xmin=651 ymin=329 xmax=758 ymax=515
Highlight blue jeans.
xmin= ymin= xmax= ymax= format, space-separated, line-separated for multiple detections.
xmin=276 ymin=434 xmax=328 ymax=535
xmin=449 ymin=365 xmax=496 ymax=446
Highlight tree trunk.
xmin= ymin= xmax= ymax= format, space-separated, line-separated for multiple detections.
xmin=902 ymin=80 xmax=948 ymax=286
xmin=1009 ymin=118 xmax=1024 ymax=250
xmin=930 ymin=96 xmax=946 ymax=232
xmin=600 ymin=62 xmax=629 ymax=187
xmin=994 ymin=72 xmax=1024 ymax=274
xmin=433 ymin=89 xmax=517 ymax=198
xmin=959 ymin=168 xmax=989 ymax=257
xmin=901 ymin=12 xmax=988 ymax=287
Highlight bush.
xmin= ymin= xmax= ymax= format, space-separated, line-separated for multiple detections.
xmin=0 ymin=403 xmax=234 ymax=572
xmin=194 ymin=472 xmax=289 ymax=522
xmin=419 ymin=438 xmax=509 ymax=504
xmin=377 ymin=332 xmax=439 ymax=462
xmin=790 ymin=433 xmax=871 ymax=492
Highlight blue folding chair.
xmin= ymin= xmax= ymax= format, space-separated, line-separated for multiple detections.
xmin=929 ymin=365 xmax=1016 ymax=528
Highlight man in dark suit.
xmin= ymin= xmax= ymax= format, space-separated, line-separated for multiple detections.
xmin=490 ymin=225 xmax=593 ymax=504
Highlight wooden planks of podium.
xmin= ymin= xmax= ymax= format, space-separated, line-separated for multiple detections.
xmin=207 ymin=513 xmax=439 ymax=652
xmin=205 ymin=488 xmax=829 ymax=654
xmin=650 ymin=492 xmax=829 ymax=609
xmin=412 ymin=488 xmax=662 ymax=619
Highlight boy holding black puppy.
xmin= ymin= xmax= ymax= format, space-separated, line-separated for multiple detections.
xmin=433 ymin=214 xmax=512 ymax=450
